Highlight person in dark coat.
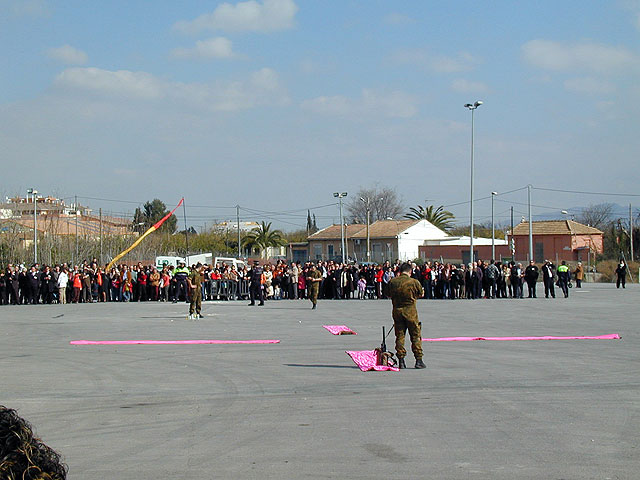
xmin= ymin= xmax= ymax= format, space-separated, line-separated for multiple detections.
xmin=541 ymin=260 xmax=556 ymax=298
xmin=524 ymin=260 xmax=539 ymax=298
xmin=28 ymin=265 xmax=41 ymax=304
xmin=615 ymin=260 xmax=627 ymax=289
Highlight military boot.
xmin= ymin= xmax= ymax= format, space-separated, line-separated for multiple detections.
xmin=398 ymin=358 xmax=406 ymax=369
xmin=415 ymin=358 xmax=426 ymax=369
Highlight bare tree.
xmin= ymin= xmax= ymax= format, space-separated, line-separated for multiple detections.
xmin=345 ymin=186 xmax=404 ymax=223
xmin=577 ymin=203 xmax=615 ymax=229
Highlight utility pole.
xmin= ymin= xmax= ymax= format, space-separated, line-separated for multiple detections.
xmin=182 ymin=199 xmax=189 ymax=265
xmin=99 ymin=208 xmax=103 ymax=266
xmin=630 ymin=203 xmax=634 ymax=262
xmin=510 ymin=206 xmax=514 ymax=260
xmin=528 ymin=184 xmax=533 ymax=262
xmin=237 ymin=204 xmax=241 ymax=258
xmin=75 ymin=195 xmax=79 ymax=265
xmin=27 ymin=188 xmax=38 ymax=264
xmin=333 ymin=192 xmax=348 ymax=262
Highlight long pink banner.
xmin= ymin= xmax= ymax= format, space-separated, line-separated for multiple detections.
xmin=422 ymin=334 xmax=620 ymax=342
xmin=70 ymin=339 xmax=280 ymax=345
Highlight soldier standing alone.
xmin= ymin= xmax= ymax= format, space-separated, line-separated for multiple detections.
xmin=187 ymin=263 xmax=205 ymax=319
xmin=306 ymin=264 xmax=322 ymax=309
xmin=388 ymin=263 xmax=426 ymax=369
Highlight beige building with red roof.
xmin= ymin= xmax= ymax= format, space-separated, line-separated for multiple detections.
xmin=509 ymin=220 xmax=603 ymax=263
xmin=308 ymin=219 xmax=448 ymax=263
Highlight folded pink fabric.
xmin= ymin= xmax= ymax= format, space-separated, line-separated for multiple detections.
xmin=323 ymin=325 xmax=357 ymax=335
xmin=422 ymin=334 xmax=621 ymax=342
xmin=346 ymin=350 xmax=399 ymax=372
xmin=70 ymin=339 xmax=280 ymax=345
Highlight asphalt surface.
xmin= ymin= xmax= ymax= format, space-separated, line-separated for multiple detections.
xmin=2 ymin=283 xmax=638 ymax=479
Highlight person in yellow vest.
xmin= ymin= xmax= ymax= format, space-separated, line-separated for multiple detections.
xmin=557 ymin=261 xmax=570 ymax=298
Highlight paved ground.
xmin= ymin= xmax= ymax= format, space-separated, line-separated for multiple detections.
xmin=2 ymin=283 xmax=638 ymax=479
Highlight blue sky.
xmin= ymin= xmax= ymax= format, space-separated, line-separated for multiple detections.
xmin=1 ymin=0 xmax=639 ymax=230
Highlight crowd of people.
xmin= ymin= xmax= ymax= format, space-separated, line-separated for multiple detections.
xmin=0 ymin=256 xmax=608 ymax=306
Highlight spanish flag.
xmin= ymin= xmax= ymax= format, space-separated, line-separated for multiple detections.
xmin=106 ymin=198 xmax=184 ymax=271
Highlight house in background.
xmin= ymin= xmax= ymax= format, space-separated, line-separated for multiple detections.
xmin=308 ymin=219 xmax=451 ymax=263
xmin=509 ymin=220 xmax=603 ymax=263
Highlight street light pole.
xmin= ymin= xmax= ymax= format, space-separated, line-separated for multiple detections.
xmin=27 ymin=188 xmax=38 ymax=264
xmin=464 ymin=101 xmax=483 ymax=263
xmin=334 ymin=192 xmax=348 ymax=262
xmin=491 ymin=191 xmax=497 ymax=260
xmin=360 ymin=197 xmax=371 ymax=262
xmin=528 ymin=184 xmax=533 ymax=262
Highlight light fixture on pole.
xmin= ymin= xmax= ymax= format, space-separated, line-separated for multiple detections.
xmin=464 ymin=100 xmax=482 ymax=263
xmin=27 ymin=188 xmax=38 ymax=264
xmin=333 ymin=192 xmax=348 ymax=262
xmin=491 ymin=191 xmax=498 ymax=260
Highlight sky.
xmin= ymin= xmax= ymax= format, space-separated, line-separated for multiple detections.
xmin=1 ymin=0 xmax=639 ymax=231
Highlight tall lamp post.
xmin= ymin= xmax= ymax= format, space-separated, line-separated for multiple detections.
xmin=334 ymin=192 xmax=347 ymax=262
xmin=491 ymin=191 xmax=497 ymax=260
xmin=359 ymin=197 xmax=371 ymax=262
xmin=27 ymin=188 xmax=38 ymax=264
xmin=464 ymin=100 xmax=483 ymax=263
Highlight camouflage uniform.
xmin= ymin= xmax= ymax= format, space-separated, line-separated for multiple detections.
xmin=189 ymin=269 xmax=204 ymax=316
xmin=306 ymin=269 xmax=322 ymax=307
xmin=388 ymin=274 xmax=424 ymax=360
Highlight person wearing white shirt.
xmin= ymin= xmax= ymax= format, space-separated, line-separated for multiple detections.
xmin=56 ymin=269 xmax=69 ymax=304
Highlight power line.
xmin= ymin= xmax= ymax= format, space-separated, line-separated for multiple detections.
xmin=532 ymin=186 xmax=640 ymax=197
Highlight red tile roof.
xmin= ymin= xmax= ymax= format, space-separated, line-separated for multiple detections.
xmin=512 ymin=220 xmax=603 ymax=236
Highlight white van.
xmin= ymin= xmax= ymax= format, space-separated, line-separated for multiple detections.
xmin=155 ymin=255 xmax=185 ymax=270
xmin=186 ymin=253 xmax=213 ymax=266
xmin=213 ymin=257 xmax=246 ymax=271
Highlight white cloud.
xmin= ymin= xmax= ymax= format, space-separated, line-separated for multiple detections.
xmin=383 ymin=13 xmax=415 ymax=25
xmin=46 ymin=45 xmax=88 ymax=65
xmin=390 ymin=48 xmax=479 ymax=73
xmin=564 ymin=77 xmax=615 ymax=95
xmin=522 ymin=39 xmax=639 ymax=73
xmin=451 ymin=79 xmax=489 ymax=93
xmin=53 ymin=67 xmax=289 ymax=111
xmin=7 ymin=0 xmax=50 ymax=17
xmin=173 ymin=0 xmax=298 ymax=34
xmin=301 ymin=89 xmax=418 ymax=119
xmin=170 ymin=37 xmax=237 ymax=59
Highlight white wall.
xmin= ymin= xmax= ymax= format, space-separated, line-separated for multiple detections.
xmin=397 ymin=220 xmax=449 ymax=261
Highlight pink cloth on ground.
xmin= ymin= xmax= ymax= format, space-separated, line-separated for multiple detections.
xmin=323 ymin=325 xmax=357 ymax=335
xmin=422 ymin=334 xmax=621 ymax=342
xmin=70 ymin=339 xmax=280 ymax=345
xmin=346 ymin=350 xmax=399 ymax=372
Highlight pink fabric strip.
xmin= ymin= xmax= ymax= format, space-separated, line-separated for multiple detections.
xmin=422 ymin=334 xmax=621 ymax=342
xmin=346 ymin=350 xmax=399 ymax=372
xmin=70 ymin=339 xmax=280 ymax=345
xmin=323 ymin=325 xmax=357 ymax=335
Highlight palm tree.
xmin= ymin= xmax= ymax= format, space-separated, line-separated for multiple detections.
xmin=404 ymin=205 xmax=455 ymax=231
xmin=242 ymin=221 xmax=286 ymax=258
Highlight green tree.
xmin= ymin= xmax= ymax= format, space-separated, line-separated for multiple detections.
xmin=242 ymin=221 xmax=285 ymax=258
xmin=132 ymin=199 xmax=178 ymax=234
xmin=404 ymin=205 xmax=455 ymax=231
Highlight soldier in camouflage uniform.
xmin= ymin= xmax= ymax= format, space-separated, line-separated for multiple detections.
xmin=187 ymin=263 xmax=205 ymax=319
xmin=306 ymin=264 xmax=322 ymax=310
xmin=388 ymin=262 xmax=426 ymax=369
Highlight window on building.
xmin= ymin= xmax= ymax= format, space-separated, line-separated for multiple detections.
xmin=314 ymin=244 xmax=322 ymax=260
